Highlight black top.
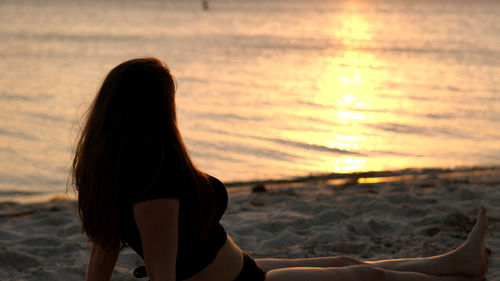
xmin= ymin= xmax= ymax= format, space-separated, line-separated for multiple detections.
xmin=119 ymin=143 xmax=228 ymax=280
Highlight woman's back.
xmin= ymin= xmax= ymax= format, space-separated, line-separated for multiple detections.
xmin=120 ymin=171 xmax=229 ymax=280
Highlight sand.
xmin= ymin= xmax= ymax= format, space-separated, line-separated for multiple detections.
xmin=0 ymin=168 xmax=499 ymax=280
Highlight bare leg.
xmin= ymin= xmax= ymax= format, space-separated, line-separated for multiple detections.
xmin=258 ymin=206 xmax=490 ymax=277
xmin=255 ymin=256 xmax=363 ymax=271
xmin=367 ymin=206 xmax=489 ymax=277
xmin=265 ymin=265 xmax=484 ymax=281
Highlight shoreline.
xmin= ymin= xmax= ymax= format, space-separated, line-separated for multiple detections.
xmin=225 ymin=165 xmax=500 ymax=188
xmin=2 ymin=165 xmax=499 ymax=204
xmin=0 ymin=166 xmax=498 ymax=280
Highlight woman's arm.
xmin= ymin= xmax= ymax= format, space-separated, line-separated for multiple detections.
xmin=133 ymin=198 xmax=179 ymax=281
xmin=86 ymin=243 xmax=120 ymax=281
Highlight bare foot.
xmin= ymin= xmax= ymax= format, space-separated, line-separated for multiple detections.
xmin=450 ymin=206 xmax=489 ymax=277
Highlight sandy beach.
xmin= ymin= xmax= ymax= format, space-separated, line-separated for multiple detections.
xmin=1 ymin=167 xmax=498 ymax=280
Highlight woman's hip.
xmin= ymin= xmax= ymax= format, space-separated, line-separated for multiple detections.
xmin=233 ymin=251 xmax=267 ymax=281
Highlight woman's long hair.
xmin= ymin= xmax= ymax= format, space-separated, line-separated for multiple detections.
xmin=72 ymin=58 xmax=214 ymax=251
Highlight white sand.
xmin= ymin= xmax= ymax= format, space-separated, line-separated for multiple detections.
xmin=1 ymin=168 xmax=499 ymax=280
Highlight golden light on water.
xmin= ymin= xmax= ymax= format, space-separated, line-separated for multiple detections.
xmin=1 ymin=0 xmax=498 ymax=198
xmin=336 ymin=0 xmax=374 ymax=44
xmin=313 ymin=1 xmax=389 ymax=173
xmin=326 ymin=135 xmax=362 ymax=150
xmin=240 ymin=0 xmax=500 ymax=178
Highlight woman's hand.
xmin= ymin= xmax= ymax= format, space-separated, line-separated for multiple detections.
xmin=86 ymin=243 xmax=119 ymax=281
xmin=134 ymin=198 xmax=179 ymax=281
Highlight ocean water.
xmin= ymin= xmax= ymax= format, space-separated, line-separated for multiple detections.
xmin=1 ymin=0 xmax=499 ymax=200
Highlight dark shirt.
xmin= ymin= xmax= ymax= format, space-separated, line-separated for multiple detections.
xmin=119 ymin=143 xmax=228 ymax=280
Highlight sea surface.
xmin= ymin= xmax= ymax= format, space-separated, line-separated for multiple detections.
xmin=1 ymin=0 xmax=499 ymax=200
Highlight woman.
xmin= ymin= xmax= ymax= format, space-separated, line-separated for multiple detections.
xmin=72 ymin=58 xmax=490 ymax=281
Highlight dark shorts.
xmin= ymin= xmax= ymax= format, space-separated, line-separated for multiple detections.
xmin=233 ymin=251 xmax=267 ymax=281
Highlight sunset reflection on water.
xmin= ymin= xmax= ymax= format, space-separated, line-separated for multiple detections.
xmin=1 ymin=0 xmax=499 ymax=198
xmin=312 ymin=1 xmax=383 ymax=172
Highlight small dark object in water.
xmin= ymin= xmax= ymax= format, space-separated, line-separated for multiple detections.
xmin=252 ymin=184 xmax=267 ymax=193
xmin=202 ymin=0 xmax=209 ymax=11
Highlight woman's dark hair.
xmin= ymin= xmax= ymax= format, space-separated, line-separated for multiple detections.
xmin=72 ymin=58 xmax=214 ymax=251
